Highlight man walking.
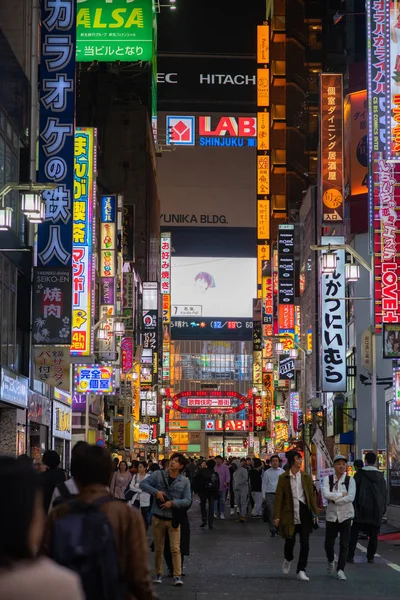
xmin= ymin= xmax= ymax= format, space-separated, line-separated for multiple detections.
xmin=347 ymin=451 xmax=386 ymax=564
xmin=193 ymin=459 xmax=219 ymax=529
xmin=233 ymin=458 xmax=250 ymax=522
xmin=274 ymin=451 xmax=318 ymax=581
xmin=140 ymin=453 xmax=191 ymax=586
xmin=262 ymin=454 xmax=284 ymax=536
xmin=214 ymin=456 xmax=230 ymax=519
xmin=249 ymin=458 xmax=264 ymax=518
xmin=322 ymin=454 xmax=356 ymax=580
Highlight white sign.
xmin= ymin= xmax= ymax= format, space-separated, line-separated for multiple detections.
xmin=312 ymin=425 xmax=333 ymax=467
xmin=0 ymin=369 xmax=28 ymax=408
xmin=188 ymin=398 xmax=232 ymax=408
xmin=321 ymin=236 xmax=346 ymax=392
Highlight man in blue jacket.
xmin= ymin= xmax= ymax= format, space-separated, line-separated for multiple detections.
xmin=140 ymin=453 xmax=191 ymax=587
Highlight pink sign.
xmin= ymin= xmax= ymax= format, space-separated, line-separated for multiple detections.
xmin=121 ymin=337 xmax=133 ymax=373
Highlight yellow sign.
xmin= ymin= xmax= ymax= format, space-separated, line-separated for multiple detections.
xmin=257 ymin=25 xmax=269 ymax=63
xmin=257 ymin=156 xmax=270 ymax=195
xmin=257 ymin=200 xmax=270 ymax=240
xmin=163 ymin=294 xmax=171 ymax=324
xmin=257 ymin=112 xmax=269 ymax=150
xmin=257 ymin=244 xmax=270 ymax=285
xmin=132 ymin=363 xmax=140 ymax=422
xmin=253 ymin=351 xmax=262 ymax=384
xmin=257 ymin=68 xmax=269 ymax=106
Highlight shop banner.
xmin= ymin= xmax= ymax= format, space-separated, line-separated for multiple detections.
xmin=34 ymin=347 xmax=70 ymax=391
xmin=33 ymin=268 xmax=72 ymax=345
xmin=122 ymin=206 xmax=135 ymax=263
xmin=121 ymin=337 xmax=134 ymax=373
xmin=387 ymin=0 xmax=400 ymax=159
xmin=278 ymin=225 xmax=295 ymax=331
xmin=160 ymin=232 xmax=172 ymax=294
xmin=122 ymin=272 xmax=134 ymax=330
xmin=38 ymin=0 xmax=76 ymax=268
xmin=321 ymin=236 xmax=346 ymax=392
xmin=74 ymin=365 xmax=115 ymax=395
xmin=28 ymin=392 xmax=51 ymax=427
xmin=312 ymin=425 xmax=333 ymax=467
xmin=320 ymin=74 xmax=344 ymax=223
xmin=345 ymin=91 xmax=368 ymax=196
xmin=0 ymin=368 xmax=28 ymax=408
xmin=76 ymin=0 xmax=154 ymax=63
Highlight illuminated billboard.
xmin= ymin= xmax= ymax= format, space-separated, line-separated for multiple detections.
xmin=387 ymin=0 xmax=400 ymax=159
xmin=166 ymin=114 xmax=257 ymax=148
xmin=76 ymin=0 xmax=154 ymax=63
xmin=171 ymin=257 xmax=256 ymax=319
xmin=71 ymin=128 xmax=96 ymax=356
xmin=374 ymin=156 xmax=400 ymax=331
xmin=320 ymin=74 xmax=344 ymax=223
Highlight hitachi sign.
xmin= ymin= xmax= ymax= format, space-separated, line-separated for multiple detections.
xmin=200 ymin=74 xmax=256 ymax=86
xmin=199 ymin=116 xmax=256 ymax=137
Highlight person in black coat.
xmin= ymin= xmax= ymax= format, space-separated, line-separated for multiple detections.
xmin=193 ymin=459 xmax=220 ymax=529
xmin=40 ymin=450 xmax=66 ymax=512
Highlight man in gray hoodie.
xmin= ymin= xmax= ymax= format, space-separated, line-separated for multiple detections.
xmin=233 ymin=458 xmax=250 ymax=522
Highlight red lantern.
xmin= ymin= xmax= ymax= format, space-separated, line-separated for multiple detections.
xmin=243 ymin=439 xmax=248 ymax=449
xmin=227 ymin=446 xmax=232 ymax=453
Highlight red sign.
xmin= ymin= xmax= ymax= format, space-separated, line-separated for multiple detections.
xmin=374 ymin=155 xmax=400 ymax=331
xmin=253 ymin=395 xmax=265 ymax=432
xmin=199 ymin=116 xmax=256 ymax=137
xmin=279 ymin=304 xmax=295 ymax=330
xmin=172 ymin=390 xmax=246 ymax=415
xmin=215 ymin=419 xmax=249 ymax=432
xmin=160 ymin=233 xmax=171 ymax=294
xmin=121 ymin=337 xmax=133 ymax=373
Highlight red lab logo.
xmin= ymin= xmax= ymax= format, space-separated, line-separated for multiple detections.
xmin=199 ymin=116 xmax=256 ymax=137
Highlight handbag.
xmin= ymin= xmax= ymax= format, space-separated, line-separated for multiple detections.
xmin=125 ymin=474 xmax=139 ymax=503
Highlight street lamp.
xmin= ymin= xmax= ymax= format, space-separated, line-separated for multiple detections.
xmin=265 ymin=361 xmax=274 ymax=371
xmin=0 ymin=207 xmax=13 ymax=230
xmin=0 ymin=182 xmax=56 ymax=230
xmin=289 ymin=348 xmax=298 ymax=359
xmin=114 ymin=321 xmax=125 ymax=335
xmin=345 ymin=262 xmax=360 ymax=282
xmin=275 ymin=342 xmax=284 ymax=355
xmin=321 ymin=250 xmax=337 ymax=274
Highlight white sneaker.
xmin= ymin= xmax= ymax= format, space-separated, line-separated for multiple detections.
xmin=327 ymin=561 xmax=335 ymax=575
xmin=230 ymin=508 xmax=235 ymax=515
xmin=214 ymin=513 xmax=218 ymax=519
xmin=236 ymin=508 xmax=240 ymax=514
xmin=220 ymin=513 xmax=225 ymax=520
xmin=337 ymin=570 xmax=346 ymax=581
xmin=282 ymin=559 xmax=291 ymax=575
xmin=297 ymin=571 xmax=310 ymax=582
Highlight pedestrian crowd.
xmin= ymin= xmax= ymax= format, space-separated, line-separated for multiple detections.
xmin=0 ymin=446 xmax=387 ymax=599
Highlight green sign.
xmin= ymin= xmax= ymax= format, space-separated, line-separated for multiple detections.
xmin=76 ymin=0 xmax=154 ymax=62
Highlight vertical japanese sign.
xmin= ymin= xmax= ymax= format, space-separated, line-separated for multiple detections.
xmin=99 ymin=195 xmax=117 ymax=358
xmin=278 ymin=225 xmax=295 ymax=331
xmin=160 ymin=232 xmax=171 ymax=294
xmin=71 ymin=128 xmax=95 ymax=356
xmin=321 ymin=236 xmax=346 ymax=392
xmin=142 ymin=282 xmax=159 ymax=387
xmin=320 ymin=74 xmax=344 ymax=223
xmin=33 ymin=347 xmax=71 ymax=391
xmin=373 ymin=156 xmax=400 ymax=331
xmin=122 ymin=272 xmax=134 ymax=330
xmin=387 ymin=0 xmax=400 ymax=159
xmin=33 ymin=268 xmax=72 ymax=345
xmin=38 ymin=0 xmax=76 ymax=268
xmin=367 ymin=0 xmax=387 ymax=250
xmin=257 ymin=24 xmax=270 ymax=302
xmin=161 ymin=233 xmax=171 ymax=383
xmin=262 ymin=270 xmax=273 ymax=358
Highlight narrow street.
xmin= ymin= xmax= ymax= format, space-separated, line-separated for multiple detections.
xmin=158 ymin=501 xmax=400 ymax=600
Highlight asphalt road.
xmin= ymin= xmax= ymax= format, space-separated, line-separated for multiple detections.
xmin=156 ymin=498 xmax=400 ymax=600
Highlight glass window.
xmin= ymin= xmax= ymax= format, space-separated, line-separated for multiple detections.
xmin=0 ymin=137 xmax=4 ymax=187
xmin=2 ymin=283 xmax=9 ymax=365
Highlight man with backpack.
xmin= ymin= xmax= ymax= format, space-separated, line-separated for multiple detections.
xmin=322 ymin=454 xmax=356 ymax=580
xmin=347 ymin=451 xmax=387 ymax=564
xmin=193 ymin=459 xmax=220 ymax=529
xmin=41 ymin=443 xmax=157 ymax=600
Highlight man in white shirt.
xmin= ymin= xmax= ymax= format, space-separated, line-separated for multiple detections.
xmin=262 ymin=455 xmax=284 ymax=536
xmin=322 ymin=454 xmax=356 ymax=581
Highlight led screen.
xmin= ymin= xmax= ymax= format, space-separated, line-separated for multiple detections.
xmin=171 ymin=257 xmax=257 ymax=318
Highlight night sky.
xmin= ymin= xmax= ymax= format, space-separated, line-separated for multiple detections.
xmin=158 ymin=0 xmax=267 ymax=56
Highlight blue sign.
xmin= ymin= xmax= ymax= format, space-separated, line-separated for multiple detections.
xmin=38 ymin=0 xmax=76 ymax=268
xmin=100 ymin=195 xmax=116 ymax=224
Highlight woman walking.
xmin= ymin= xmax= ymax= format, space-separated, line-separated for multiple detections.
xmin=110 ymin=460 xmax=132 ymax=500
xmin=127 ymin=461 xmax=151 ymax=529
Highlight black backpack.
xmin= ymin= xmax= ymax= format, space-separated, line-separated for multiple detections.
xmin=50 ymin=497 xmax=124 ymax=600
xmin=205 ymin=471 xmax=219 ymax=493
xmin=329 ymin=474 xmax=350 ymax=492
xmin=52 ymin=481 xmax=76 ymax=508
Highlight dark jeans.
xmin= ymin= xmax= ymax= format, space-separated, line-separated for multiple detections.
xmin=141 ymin=506 xmax=150 ymax=531
xmin=348 ymin=522 xmax=379 ymax=561
xmin=325 ymin=518 xmax=351 ymax=571
xmin=284 ymin=502 xmax=310 ymax=573
xmin=230 ymin=487 xmax=235 ymax=508
xmin=199 ymin=493 xmax=214 ymax=527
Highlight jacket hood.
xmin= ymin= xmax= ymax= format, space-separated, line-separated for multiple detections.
xmin=361 ymin=468 xmax=383 ymax=482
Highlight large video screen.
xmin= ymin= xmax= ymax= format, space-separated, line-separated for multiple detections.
xmin=171 ymin=257 xmax=256 ymax=318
